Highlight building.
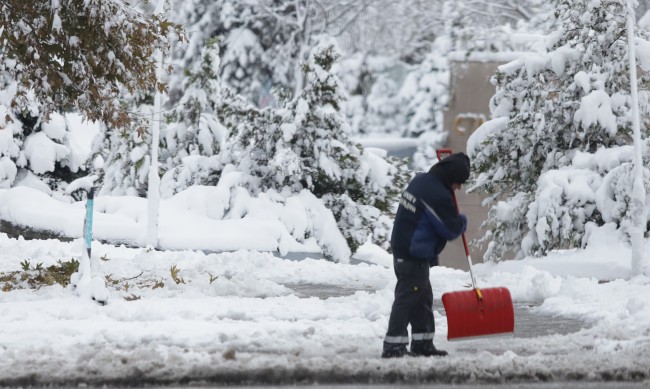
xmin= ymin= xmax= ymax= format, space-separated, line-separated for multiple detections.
xmin=438 ymin=53 xmax=523 ymax=271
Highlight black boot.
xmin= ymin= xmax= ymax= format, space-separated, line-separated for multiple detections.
xmin=381 ymin=342 xmax=407 ymax=358
xmin=410 ymin=340 xmax=448 ymax=357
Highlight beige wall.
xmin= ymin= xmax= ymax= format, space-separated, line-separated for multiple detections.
xmin=438 ymin=61 xmax=502 ymax=271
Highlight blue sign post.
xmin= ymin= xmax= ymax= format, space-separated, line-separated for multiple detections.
xmin=83 ymin=187 xmax=95 ymax=258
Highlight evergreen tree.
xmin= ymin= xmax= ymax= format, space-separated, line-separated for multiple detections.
xmin=160 ymin=41 xmax=228 ymax=197
xmin=168 ymin=0 xmax=375 ymax=105
xmin=19 ymin=112 xmax=91 ymax=192
xmin=336 ymin=0 xmax=444 ymax=64
xmin=0 ymin=76 xmax=23 ymax=189
xmin=400 ymin=50 xmax=449 ymax=138
xmin=94 ymin=105 xmax=153 ymax=197
xmin=0 ymin=73 xmax=92 ymax=193
xmin=336 ymin=54 xmax=406 ymax=136
xmin=442 ymin=0 xmax=556 ymax=53
xmin=469 ymin=0 xmax=650 ymax=260
xmin=223 ymin=40 xmax=410 ymax=257
xmin=168 ymin=0 xmax=295 ymax=104
xmin=288 ymin=41 xmax=410 ymax=255
xmin=219 ymin=21 xmax=270 ymax=103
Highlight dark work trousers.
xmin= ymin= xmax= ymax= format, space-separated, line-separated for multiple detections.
xmin=384 ymin=257 xmax=435 ymax=345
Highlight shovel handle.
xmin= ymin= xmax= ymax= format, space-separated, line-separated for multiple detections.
xmin=436 ymin=149 xmax=481 ymax=297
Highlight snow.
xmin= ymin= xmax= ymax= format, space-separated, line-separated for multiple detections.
xmin=635 ymin=37 xmax=650 ymax=72
xmin=22 ymin=132 xmax=69 ymax=175
xmin=3 ymin=2 xmax=650 ymax=384
xmin=447 ymin=51 xmax=535 ymax=63
xmin=355 ymin=136 xmax=420 ymax=152
xmin=574 ymin=90 xmax=618 ymax=136
xmin=0 ymin=111 xmax=98 ymax=188
xmin=1 ymin=206 xmax=650 ymax=384
xmin=65 ymin=174 xmax=99 ymax=195
xmin=467 ymin=117 xmax=508 ymax=158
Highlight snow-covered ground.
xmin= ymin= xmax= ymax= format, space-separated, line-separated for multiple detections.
xmin=1 ymin=212 xmax=650 ymax=385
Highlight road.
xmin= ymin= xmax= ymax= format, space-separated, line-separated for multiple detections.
xmin=285 ymin=283 xmax=589 ymax=341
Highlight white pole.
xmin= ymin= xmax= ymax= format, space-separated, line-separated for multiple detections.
xmin=146 ymin=0 xmax=165 ymax=247
xmin=626 ymin=0 xmax=648 ymax=276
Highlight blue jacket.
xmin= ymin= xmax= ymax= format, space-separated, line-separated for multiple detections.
xmin=390 ymin=170 xmax=467 ymax=267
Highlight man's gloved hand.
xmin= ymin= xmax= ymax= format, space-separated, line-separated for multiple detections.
xmin=459 ymin=213 xmax=468 ymax=234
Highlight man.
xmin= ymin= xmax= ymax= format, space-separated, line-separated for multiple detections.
xmin=382 ymin=152 xmax=470 ymax=358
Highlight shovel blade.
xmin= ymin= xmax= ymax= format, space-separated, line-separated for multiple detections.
xmin=442 ymin=286 xmax=514 ymax=340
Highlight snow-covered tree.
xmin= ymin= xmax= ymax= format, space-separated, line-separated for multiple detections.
xmin=223 ymin=40 xmax=410 ymax=257
xmin=160 ymin=41 xmax=228 ymax=197
xmin=168 ymin=0 xmax=375 ymax=105
xmin=336 ymin=42 xmax=451 ymax=143
xmin=0 ymin=0 xmax=182 ymax=129
xmin=167 ymin=0 xmax=275 ymax=102
xmin=469 ymin=0 xmax=650 ymax=260
xmin=93 ymin=106 xmax=154 ymax=197
xmin=336 ymin=0 xmax=444 ymax=64
xmin=336 ymin=54 xmax=407 ymax=136
xmin=400 ymin=50 xmax=449 ymax=138
xmin=0 ymin=73 xmax=94 ymax=193
xmin=0 ymin=78 xmax=24 ymax=189
xmin=443 ymin=0 xmax=556 ymax=53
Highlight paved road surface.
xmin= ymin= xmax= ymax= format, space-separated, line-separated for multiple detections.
xmin=284 ymin=283 xmax=589 ymax=341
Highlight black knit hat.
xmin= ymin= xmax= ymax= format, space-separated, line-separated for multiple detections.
xmin=429 ymin=152 xmax=471 ymax=186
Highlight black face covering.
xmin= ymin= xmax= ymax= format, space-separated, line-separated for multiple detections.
xmin=429 ymin=152 xmax=471 ymax=189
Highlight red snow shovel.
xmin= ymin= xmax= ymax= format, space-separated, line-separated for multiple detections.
xmin=436 ymin=148 xmax=515 ymax=340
